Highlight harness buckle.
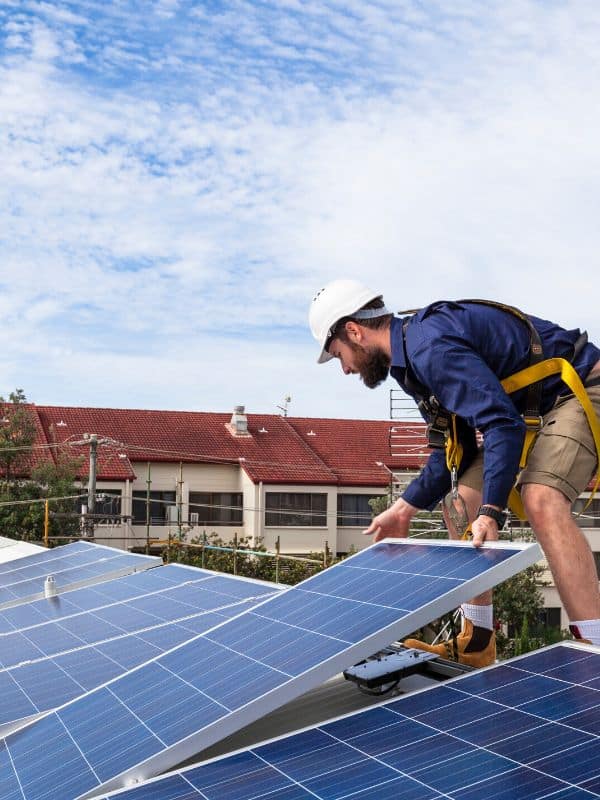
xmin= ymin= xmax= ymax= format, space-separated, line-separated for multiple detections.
xmin=523 ymin=415 xmax=543 ymax=431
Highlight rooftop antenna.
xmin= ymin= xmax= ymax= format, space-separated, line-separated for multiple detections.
xmin=277 ymin=395 xmax=292 ymax=417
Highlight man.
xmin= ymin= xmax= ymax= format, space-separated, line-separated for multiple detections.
xmin=309 ymin=279 xmax=600 ymax=664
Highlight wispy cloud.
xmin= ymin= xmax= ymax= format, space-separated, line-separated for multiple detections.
xmin=1 ymin=1 xmax=600 ymax=417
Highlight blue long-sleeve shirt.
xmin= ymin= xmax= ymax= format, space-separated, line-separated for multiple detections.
xmin=390 ymin=301 xmax=600 ymax=510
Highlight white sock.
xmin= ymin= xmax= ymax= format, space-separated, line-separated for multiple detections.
xmin=462 ymin=603 xmax=494 ymax=631
xmin=570 ymin=619 xmax=600 ymax=645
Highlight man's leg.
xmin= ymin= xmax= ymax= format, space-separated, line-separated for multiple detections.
xmin=404 ymin=479 xmax=497 ymax=666
xmin=518 ymin=383 xmax=600 ymax=644
xmin=522 ymin=483 xmax=600 ymax=635
xmin=443 ymin=484 xmax=490 ymax=606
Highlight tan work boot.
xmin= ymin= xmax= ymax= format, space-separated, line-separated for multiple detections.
xmin=403 ymin=618 xmax=496 ymax=668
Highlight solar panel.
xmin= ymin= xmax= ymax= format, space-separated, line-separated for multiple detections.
xmin=96 ymin=642 xmax=600 ymax=800
xmin=0 ymin=538 xmax=541 ymax=800
xmin=0 ymin=542 xmax=161 ymax=609
xmin=0 ymin=566 xmax=279 ymax=669
xmin=0 ymin=571 xmax=279 ymax=735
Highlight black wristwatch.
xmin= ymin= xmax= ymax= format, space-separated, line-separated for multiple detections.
xmin=477 ymin=505 xmax=507 ymax=530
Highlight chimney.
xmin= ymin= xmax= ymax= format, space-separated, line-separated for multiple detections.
xmin=227 ymin=405 xmax=252 ymax=437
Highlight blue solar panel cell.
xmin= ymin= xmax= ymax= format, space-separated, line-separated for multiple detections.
xmin=9 ymin=712 xmax=99 ymax=800
xmin=531 ymin=739 xmax=600 ymax=785
xmin=412 ymin=748 xmax=518 ymax=794
xmin=477 ymin=674 xmax=567 ymax=706
xmin=97 ymin=642 xmax=600 ymax=800
xmin=8 ymin=659 xmax=82 ymax=711
xmin=53 ymin=646 xmax=124 ymax=690
xmin=455 ymin=766 xmax=565 ymax=800
xmin=0 ymin=742 xmax=29 ymax=800
xmin=58 ymin=689 xmax=164 ymax=782
xmin=488 ymin=722 xmax=593 ymax=762
xmin=561 ymin=706 xmax=600 ymax=736
xmin=0 ymin=539 xmax=541 ymax=799
xmin=0 ymin=671 xmax=38 ymax=723
xmin=450 ymin=707 xmax=541 ymax=746
xmin=517 ymin=685 xmax=600 ymax=721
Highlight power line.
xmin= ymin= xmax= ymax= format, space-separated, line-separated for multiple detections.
xmin=0 ymin=493 xmax=87 ymax=509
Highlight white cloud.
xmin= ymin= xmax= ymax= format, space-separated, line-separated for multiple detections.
xmin=1 ymin=1 xmax=600 ymax=420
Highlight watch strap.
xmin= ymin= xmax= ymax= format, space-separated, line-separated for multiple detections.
xmin=477 ymin=504 xmax=507 ymax=529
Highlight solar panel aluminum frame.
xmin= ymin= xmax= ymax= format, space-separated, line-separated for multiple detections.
xmin=97 ymin=640 xmax=600 ymax=800
xmin=74 ymin=537 xmax=542 ymax=799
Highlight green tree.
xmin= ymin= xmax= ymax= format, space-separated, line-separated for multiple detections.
xmin=0 ymin=397 xmax=84 ymax=542
xmin=0 ymin=389 xmax=37 ymax=488
xmin=493 ymin=563 xmax=567 ymax=658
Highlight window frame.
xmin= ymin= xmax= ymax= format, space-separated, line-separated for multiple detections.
xmin=265 ymin=492 xmax=327 ymax=527
xmin=188 ymin=491 xmax=243 ymax=526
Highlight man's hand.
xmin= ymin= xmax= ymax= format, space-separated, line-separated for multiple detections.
xmin=363 ymin=498 xmax=419 ymax=543
xmin=471 ymin=514 xmax=499 ymax=548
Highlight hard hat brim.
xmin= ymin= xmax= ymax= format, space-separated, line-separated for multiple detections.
xmin=317 ymin=347 xmax=334 ymax=364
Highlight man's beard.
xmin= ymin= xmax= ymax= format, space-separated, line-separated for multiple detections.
xmin=350 ymin=343 xmax=390 ymax=389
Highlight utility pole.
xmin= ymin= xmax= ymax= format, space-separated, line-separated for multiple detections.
xmin=145 ymin=462 xmax=151 ymax=555
xmin=87 ymin=434 xmax=98 ymax=535
xmin=70 ymin=433 xmax=113 ymax=538
xmin=177 ymin=461 xmax=183 ymax=541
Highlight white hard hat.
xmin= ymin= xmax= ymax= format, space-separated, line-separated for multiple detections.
xmin=308 ymin=279 xmax=388 ymax=363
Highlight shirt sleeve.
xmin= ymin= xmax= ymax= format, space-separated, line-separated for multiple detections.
xmin=401 ymin=329 xmax=526 ymax=510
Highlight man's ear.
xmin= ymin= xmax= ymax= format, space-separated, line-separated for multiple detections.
xmin=344 ymin=320 xmax=363 ymax=343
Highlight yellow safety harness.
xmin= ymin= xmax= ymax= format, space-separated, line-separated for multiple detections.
xmin=443 ymin=352 xmax=600 ymax=531
xmin=401 ymin=300 xmax=600 ymax=535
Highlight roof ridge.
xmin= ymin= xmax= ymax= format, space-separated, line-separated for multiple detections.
xmin=282 ymin=418 xmax=338 ymax=482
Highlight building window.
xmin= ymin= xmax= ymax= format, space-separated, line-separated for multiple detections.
xmin=537 ymin=607 xmax=562 ymax=629
xmin=93 ymin=490 xmax=122 ymax=524
xmin=337 ymin=494 xmax=382 ymax=527
xmin=265 ymin=493 xmax=327 ymax=527
xmin=572 ymin=498 xmax=600 ymax=527
xmin=189 ymin=492 xmax=243 ymax=526
xmin=132 ymin=491 xmax=176 ymax=525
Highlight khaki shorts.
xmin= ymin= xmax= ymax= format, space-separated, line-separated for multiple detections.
xmin=459 ymin=384 xmax=600 ymax=504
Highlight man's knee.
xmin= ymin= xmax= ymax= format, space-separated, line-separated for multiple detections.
xmin=521 ymin=483 xmax=571 ymax=528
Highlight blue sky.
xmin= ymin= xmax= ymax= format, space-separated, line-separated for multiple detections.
xmin=1 ymin=1 xmax=600 ymax=420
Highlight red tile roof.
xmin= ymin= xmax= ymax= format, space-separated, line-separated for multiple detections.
xmin=23 ymin=405 xmax=427 ymax=486
xmin=33 ymin=406 xmax=339 ymax=484
xmin=6 ymin=404 xmax=598 ymax=492
xmin=285 ymin=417 xmax=424 ymax=487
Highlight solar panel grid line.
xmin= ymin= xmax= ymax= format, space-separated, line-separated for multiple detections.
xmin=0 ymin=573 xmax=282 ymax=671
xmin=250 ymin=749 xmax=347 ymax=800
xmin=95 ymin=642 xmax=600 ymax=800
xmin=0 ymin=539 xmax=542 ymax=800
xmin=0 ymin=572 xmax=213 ymax=636
xmin=0 ymin=590 xmax=281 ymax=737
xmin=0 ymin=564 xmax=270 ymax=636
xmin=4 ymin=594 xmax=280 ymax=671
xmin=0 ymin=550 xmax=163 ymax=611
